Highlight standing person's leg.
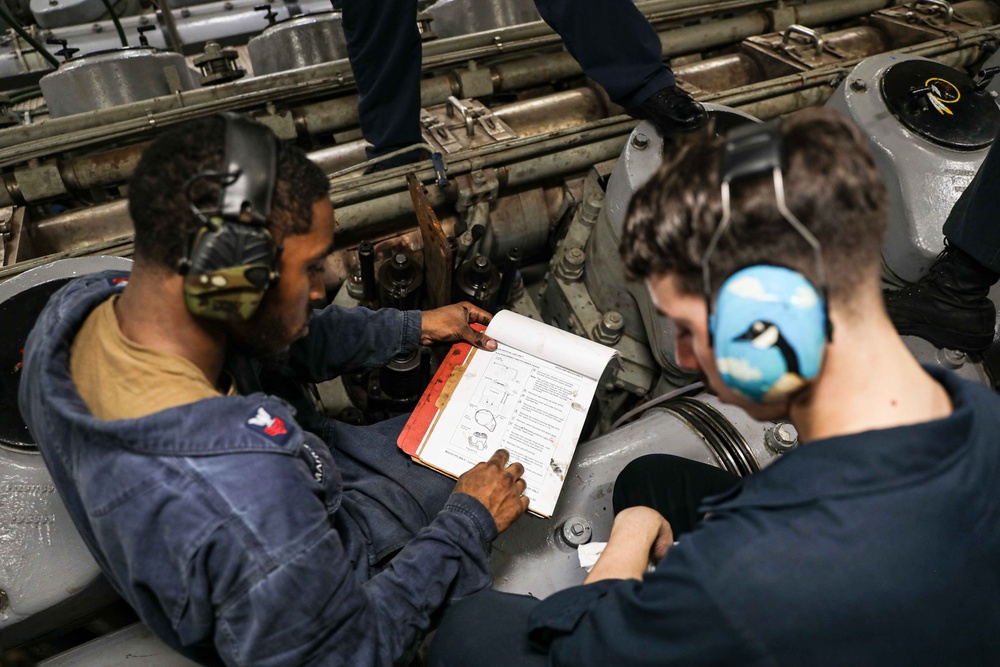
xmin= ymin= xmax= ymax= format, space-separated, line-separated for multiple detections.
xmin=341 ymin=0 xmax=424 ymax=165
xmin=613 ymin=454 xmax=741 ymax=536
xmin=884 ymin=137 xmax=1000 ymax=353
xmin=943 ymin=137 xmax=1000 ymax=272
xmin=532 ymin=0 xmax=706 ymax=131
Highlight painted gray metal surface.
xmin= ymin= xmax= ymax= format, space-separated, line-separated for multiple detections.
xmin=247 ymin=12 xmax=347 ymax=76
xmin=0 ymin=257 xmax=131 ymax=639
xmin=586 ymin=106 xmax=760 ymax=380
xmin=826 ymin=53 xmax=993 ymax=284
xmin=40 ymin=48 xmax=197 ymax=118
xmin=490 ymin=395 xmax=778 ymax=599
xmin=39 ymin=622 xmax=199 ymax=666
xmin=29 ymin=0 xmax=105 ymax=29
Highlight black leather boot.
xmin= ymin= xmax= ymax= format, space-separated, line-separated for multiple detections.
xmin=884 ymin=245 xmax=999 ymax=353
xmin=627 ymin=86 xmax=708 ymax=133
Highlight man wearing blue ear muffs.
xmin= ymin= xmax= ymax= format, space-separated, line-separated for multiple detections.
xmin=428 ymin=106 xmax=1000 ymax=666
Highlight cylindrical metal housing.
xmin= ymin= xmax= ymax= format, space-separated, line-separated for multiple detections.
xmin=247 ymin=12 xmax=347 ymax=76
xmin=39 ymin=48 xmax=197 ymax=118
xmin=424 ymin=0 xmax=540 ymax=39
xmin=454 ymin=255 xmax=500 ymax=312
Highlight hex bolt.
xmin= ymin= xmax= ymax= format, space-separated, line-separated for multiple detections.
xmin=593 ymin=310 xmax=624 ymax=345
xmin=937 ymin=348 xmax=966 ymax=370
xmin=631 ymin=132 xmax=650 ymax=150
xmin=579 ymin=191 xmax=605 ymax=226
xmin=472 ymin=170 xmax=486 ymax=185
xmin=556 ymin=247 xmax=586 ymax=282
xmin=561 ymin=516 xmax=593 ymax=547
xmin=849 ymin=78 xmax=868 ymax=93
xmin=766 ymin=421 xmax=799 ymax=453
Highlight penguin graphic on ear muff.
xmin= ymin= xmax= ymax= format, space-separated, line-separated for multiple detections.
xmin=178 ymin=112 xmax=282 ymax=322
xmin=702 ymin=119 xmax=832 ymax=403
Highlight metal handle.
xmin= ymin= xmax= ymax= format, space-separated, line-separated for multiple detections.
xmin=446 ymin=96 xmax=476 ymax=137
xmin=911 ymin=0 xmax=954 ymax=23
xmin=781 ymin=24 xmax=824 ymax=56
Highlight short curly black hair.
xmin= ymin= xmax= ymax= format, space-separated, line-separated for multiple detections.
xmin=128 ymin=115 xmax=330 ymax=269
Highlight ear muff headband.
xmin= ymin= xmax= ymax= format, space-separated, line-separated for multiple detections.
xmin=180 ymin=113 xmax=280 ymax=322
xmin=702 ymin=120 xmax=832 ymax=403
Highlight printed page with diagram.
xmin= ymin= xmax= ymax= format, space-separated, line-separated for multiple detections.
xmin=415 ymin=310 xmax=619 ymax=517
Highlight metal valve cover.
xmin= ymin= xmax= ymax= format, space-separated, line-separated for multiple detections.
xmin=826 ymin=54 xmax=998 ymax=284
xmin=247 ymin=12 xmax=347 ymax=77
xmin=39 ymin=48 xmax=197 ymax=118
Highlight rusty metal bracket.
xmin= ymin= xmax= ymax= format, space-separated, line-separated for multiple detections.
xmin=407 ymin=173 xmax=452 ymax=310
xmin=453 ymin=168 xmax=501 ymax=213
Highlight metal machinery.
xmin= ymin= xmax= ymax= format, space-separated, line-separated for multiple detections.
xmin=1 ymin=0 xmax=1000 ymax=660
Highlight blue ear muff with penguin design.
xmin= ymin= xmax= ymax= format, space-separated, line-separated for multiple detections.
xmin=710 ymin=265 xmax=827 ymax=402
xmin=703 ymin=119 xmax=832 ymax=403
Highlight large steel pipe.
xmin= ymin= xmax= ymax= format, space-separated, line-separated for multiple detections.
xmin=10 ymin=86 xmax=606 ymax=208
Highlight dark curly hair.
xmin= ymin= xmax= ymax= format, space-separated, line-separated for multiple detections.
xmin=621 ymin=107 xmax=888 ymax=309
xmin=128 ymin=115 xmax=331 ymax=269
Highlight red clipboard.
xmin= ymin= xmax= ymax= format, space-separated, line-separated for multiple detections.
xmin=397 ymin=325 xmax=484 ymax=457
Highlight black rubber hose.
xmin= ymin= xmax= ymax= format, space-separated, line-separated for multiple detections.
xmin=98 ymin=0 xmax=129 ymax=47
xmin=0 ymin=5 xmax=59 ymax=69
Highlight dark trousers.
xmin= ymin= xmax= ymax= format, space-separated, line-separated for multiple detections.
xmin=340 ymin=0 xmax=675 ymax=159
xmin=944 ymin=134 xmax=1000 ymax=273
xmin=428 ymin=454 xmax=740 ymax=666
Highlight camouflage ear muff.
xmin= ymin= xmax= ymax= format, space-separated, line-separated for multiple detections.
xmin=179 ymin=112 xmax=280 ymax=322
xmin=703 ymin=119 xmax=832 ymax=403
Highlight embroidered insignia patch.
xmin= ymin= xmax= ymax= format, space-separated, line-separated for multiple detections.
xmin=247 ymin=407 xmax=290 ymax=442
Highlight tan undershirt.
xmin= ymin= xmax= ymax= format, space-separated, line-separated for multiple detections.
xmin=70 ymin=296 xmax=232 ymax=421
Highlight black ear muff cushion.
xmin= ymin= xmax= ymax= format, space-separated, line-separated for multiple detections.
xmin=189 ymin=224 xmax=274 ymax=275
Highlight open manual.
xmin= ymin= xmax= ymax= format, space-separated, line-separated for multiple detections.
xmin=397 ymin=310 xmax=620 ymax=518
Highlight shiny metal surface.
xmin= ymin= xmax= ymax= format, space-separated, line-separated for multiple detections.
xmin=29 ymin=0 xmax=104 ymax=29
xmin=826 ymin=54 xmax=990 ymax=283
xmin=39 ymin=48 xmax=197 ymax=118
xmin=247 ymin=11 xmax=347 ymax=76
xmin=425 ymin=0 xmax=540 ymax=38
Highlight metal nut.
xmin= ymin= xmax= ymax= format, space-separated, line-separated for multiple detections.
xmin=593 ymin=310 xmax=624 ymax=345
xmin=561 ymin=516 xmax=593 ymax=546
xmin=631 ymin=132 xmax=649 ymax=150
xmin=936 ymin=348 xmax=966 ymax=370
xmin=849 ymin=78 xmax=868 ymax=92
xmin=555 ymin=247 xmax=586 ymax=282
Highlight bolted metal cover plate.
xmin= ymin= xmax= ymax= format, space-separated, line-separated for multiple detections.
xmin=881 ymin=60 xmax=1000 ymax=150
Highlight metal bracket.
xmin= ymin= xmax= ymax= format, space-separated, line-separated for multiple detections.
xmin=454 ymin=168 xmax=500 ymax=212
xmin=445 ymin=96 xmax=518 ymax=141
xmin=420 ymin=109 xmax=463 ymax=154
